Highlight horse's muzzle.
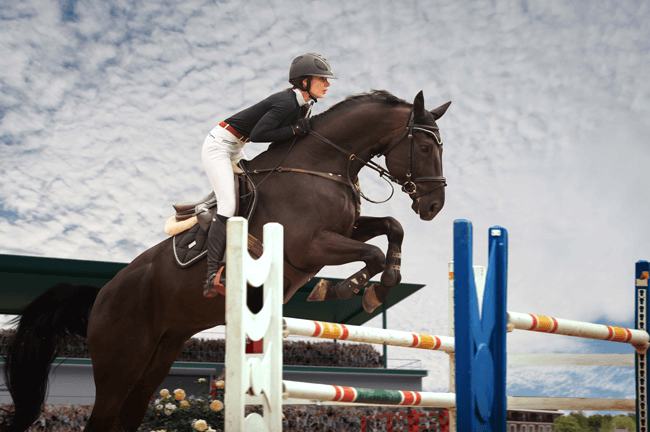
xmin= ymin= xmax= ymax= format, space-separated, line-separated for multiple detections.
xmin=411 ymin=192 xmax=445 ymax=221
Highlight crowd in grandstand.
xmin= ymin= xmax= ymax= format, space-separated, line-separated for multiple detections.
xmin=0 ymin=330 xmax=384 ymax=368
xmin=0 ymin=404 xmax=93 ymax=432
xmin=0 ymin=404 xmax=441 ymax=432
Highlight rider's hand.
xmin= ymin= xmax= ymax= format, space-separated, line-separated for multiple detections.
xmin=292 ymin=118 xmax=310 ymax=136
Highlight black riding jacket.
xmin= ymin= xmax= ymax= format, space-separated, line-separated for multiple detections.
xmin=224 ymin=90 xmax=310 ymax=143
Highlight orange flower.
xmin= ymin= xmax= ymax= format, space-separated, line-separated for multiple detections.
xmin=173 ymin=388 xmax=186 ymax=401
xmin=209 ymin=400 xmax=224 ymax=412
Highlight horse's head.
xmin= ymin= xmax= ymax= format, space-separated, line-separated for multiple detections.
xmin=383 ymin=91 xmax=451 ymax=221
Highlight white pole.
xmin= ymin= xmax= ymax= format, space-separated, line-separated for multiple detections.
xmin=283 ymin=317 xmax=455 ymax=352
xmin=507 ymin=311 xmax=649 ymax=347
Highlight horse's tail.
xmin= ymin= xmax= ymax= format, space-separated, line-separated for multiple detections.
xmin=1 ymin=283 xmax=100 ymax=432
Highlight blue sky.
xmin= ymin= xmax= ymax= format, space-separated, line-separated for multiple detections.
xmin=1 ymin=0 xmax=649 ymax=412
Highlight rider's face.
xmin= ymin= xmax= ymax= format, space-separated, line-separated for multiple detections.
xmin=305 ymin=76 xmax=330 ymax=99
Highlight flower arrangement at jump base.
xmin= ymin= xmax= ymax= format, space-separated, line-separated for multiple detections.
xmin=138 ymin=378 xmax=225 ymax=432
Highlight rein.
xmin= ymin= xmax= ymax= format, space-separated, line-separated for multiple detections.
xmin=308 ymin=130 xmax=398 ymax=203
xmin=245 ymin=108 xmax=447 ymax=205
xmin=310 ymin=109 xmax=447 ymax=200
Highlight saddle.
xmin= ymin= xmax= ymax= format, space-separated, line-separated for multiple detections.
xmin=166 ymin=161 xmax=331 ymax=301
xmin=168 ymin=162 xmax=255 ymax=268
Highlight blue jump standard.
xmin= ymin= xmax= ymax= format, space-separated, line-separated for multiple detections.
xmin=454 ymin=220 xmax=649 ymax=432
xmin=453 ymin=220 xmax=508 ymax=431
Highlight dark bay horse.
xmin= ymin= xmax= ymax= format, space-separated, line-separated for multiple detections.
xmin=1 ymin=90 xmax=450 ymax=432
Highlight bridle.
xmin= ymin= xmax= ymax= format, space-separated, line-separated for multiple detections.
xmin=308 ymin=108 xmax=447 ymax=201
xmin=376 ymin=110 xmax=446 ymax=196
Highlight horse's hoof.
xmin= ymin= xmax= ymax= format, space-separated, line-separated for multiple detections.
xmin=362 ymin=284 xmax=383 ymax=313
xmin=307 ymin=279 xmax=333 ymax=301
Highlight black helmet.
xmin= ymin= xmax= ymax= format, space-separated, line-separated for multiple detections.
xmin=289 ymin=53 xmax=337 ymax=80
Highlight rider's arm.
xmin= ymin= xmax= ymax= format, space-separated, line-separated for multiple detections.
xmin=249 ymin=95 xmax=300 ymax=143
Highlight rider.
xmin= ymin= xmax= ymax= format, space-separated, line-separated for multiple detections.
xmin=201 ymin=53 xmax=337 ymax=298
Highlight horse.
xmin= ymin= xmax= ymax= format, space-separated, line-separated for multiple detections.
xmin=1 ymin=90 xmax=450 ymax=432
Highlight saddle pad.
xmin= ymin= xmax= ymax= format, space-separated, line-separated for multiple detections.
xmin=165 ymin=215 xmax=198 ymax=236
xmin=172 ymin=223 xmax=208 ymax=268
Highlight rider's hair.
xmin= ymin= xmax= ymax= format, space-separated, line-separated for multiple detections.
xmin=289 ymin=76 xmax=310 ymax=91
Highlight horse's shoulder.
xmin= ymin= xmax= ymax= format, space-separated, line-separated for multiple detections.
xmin=247 ymin=138 xmax=296 ymax=169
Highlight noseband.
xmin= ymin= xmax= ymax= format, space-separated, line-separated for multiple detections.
xmin=309 ymin=108 xmax=447 ymax=201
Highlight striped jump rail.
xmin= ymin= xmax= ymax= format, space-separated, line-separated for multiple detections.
xmin=282 ymin=380 xmax=456 ymax=408
xmin=281 ymin=380 xmax=636 ymax=412
xmin=507 ymin=311 xmax=650 ymax=349
xmin=283 ymin=317 xmax=455 ymax=352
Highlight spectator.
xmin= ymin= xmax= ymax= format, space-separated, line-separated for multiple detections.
xmin=0 ymin=330 xmax=384 ymax=368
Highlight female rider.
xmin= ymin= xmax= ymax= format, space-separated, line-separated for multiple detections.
xmin=202 ymin=53 xmax=336 ymax=297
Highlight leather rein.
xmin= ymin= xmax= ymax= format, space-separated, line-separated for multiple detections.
xmin=309 ymin=109 xmax=447 ymax=200
xmin=246 ymin=108 xmax=447 ymax=204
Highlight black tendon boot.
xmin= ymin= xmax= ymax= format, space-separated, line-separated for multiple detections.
xmin=203 ymin=214 xmax=229 ymax=298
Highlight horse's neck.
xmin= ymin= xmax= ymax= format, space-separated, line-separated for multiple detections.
xmin=249 ymin=105 xmax=405 ymax=175
xmin=308 ymin=106 xmax=405 ymax=171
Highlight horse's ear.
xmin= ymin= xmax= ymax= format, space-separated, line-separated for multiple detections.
xmin=430 ymin=101 xmax=452 ymax=120
xmin=413 ymin=91 xmax=426 ymax=119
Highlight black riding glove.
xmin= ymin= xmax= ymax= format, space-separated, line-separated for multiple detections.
xmin=293 ymin=118 xmax=310 ymax=136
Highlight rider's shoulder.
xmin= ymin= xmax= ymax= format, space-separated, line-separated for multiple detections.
xmin=266 ymin=89 xmax=300 ymax=107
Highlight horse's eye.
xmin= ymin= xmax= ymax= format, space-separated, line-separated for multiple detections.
xmin=420 ymin=145 xmax=431 ymax=154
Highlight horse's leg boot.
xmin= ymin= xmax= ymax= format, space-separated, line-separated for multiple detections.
xmin=203 ymin=215 xmax=229 ymax=298
xmin=380 ymin=243 xmax=402 ymax=287
xmin=334 ymin=268 xmax=371 ymax=300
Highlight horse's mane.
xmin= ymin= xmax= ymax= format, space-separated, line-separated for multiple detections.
xmin=310 ymin=90 xmax=411 ymax=126
xmin=264 ymin=90 xmax=410 ymax=152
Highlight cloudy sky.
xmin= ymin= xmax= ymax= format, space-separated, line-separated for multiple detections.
xmin=1 ymin=0 xmax=649 ymax=412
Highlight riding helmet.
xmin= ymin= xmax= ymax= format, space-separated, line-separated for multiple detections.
xmin=289 ymin=53 xmax=337 ymax=80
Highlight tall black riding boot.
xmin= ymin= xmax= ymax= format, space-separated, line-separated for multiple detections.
xmin=203 ymin=214 xmax=229 ymax=298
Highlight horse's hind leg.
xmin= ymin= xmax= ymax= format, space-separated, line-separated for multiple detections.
xmin=83 ymin=292 xmax=163 ymax=432
xmin=84 ymin=342 xmax=157 ymax=432
xmin=84 ymin=332 xmax=188 ymax=432
xmin=115 ymin=332 xmax=190 ymax=431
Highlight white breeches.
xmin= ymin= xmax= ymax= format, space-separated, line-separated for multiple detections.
xmin=201 ymin=126 xmax=248 ymax=218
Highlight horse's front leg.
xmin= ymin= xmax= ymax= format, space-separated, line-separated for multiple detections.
xmin=306 ymin=217 xmax=404 ymax=312
xmin=303 ymin=229 xmax=387 ymax=302
xmin=351 ymin=216 xmax=404 ymax=287
xmin=349 ymin=216 xmax=404 ymax=313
